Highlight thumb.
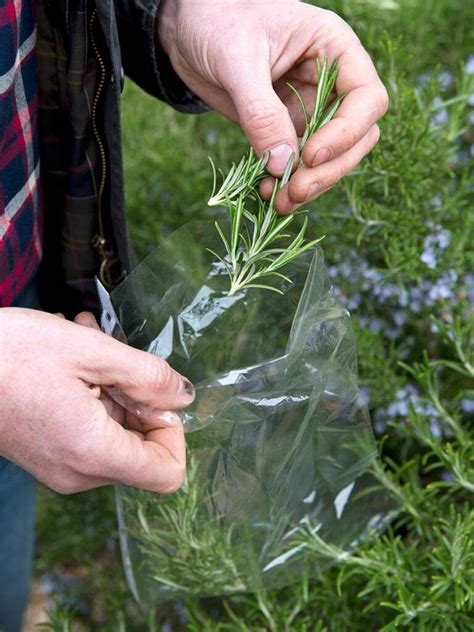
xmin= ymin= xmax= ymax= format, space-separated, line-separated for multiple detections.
xmin=227 ymin=62 xmax=298 ymax=176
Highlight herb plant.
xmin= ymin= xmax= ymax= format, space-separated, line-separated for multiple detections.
xmin=36 ymin=0 xmax=474 ymax=628
xmin=208 ymin=58 xmax=343 ymax=296
xmin=121 ymin=457 xmax=248 ymax=598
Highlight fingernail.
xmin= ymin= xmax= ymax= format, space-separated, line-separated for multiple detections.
xmin=182 ymin=379 xmax=195 ymax=399
xmin=311 ymin=147 xmax=332 ymax=166
xmin=268 ymin=143 xmax=293 ymax=174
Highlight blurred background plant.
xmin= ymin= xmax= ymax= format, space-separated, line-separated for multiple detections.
xmin=33 ymin=0 xmax=474 ymax=629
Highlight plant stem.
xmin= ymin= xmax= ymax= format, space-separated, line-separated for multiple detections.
xmin=208 ymin=58 xmax=344 ymax=296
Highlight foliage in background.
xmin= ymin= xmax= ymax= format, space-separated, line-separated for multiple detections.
xmin=36 ymin=0 xmax=474 ymax=629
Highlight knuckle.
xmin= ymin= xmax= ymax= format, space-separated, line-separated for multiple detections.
xmin=74 ymin=311 xmax=97 ymax=327
xmin=320 ymin=8 xmax=346 ymax=29
xmin=336 ymin=119 xmax=358 ymax=151
xmin=244 ymin=99 xmax=281 ymax=139
xmin=49 ymin=476 xmax=83 ymax=495
xmin=143 ymin=355 xmax=175 ymax=394
xmin=288 ymin=177 xmax=308 ymax=204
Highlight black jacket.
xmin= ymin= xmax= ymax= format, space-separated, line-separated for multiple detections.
xmin=37 ymin=0 xmax=204 ymax=316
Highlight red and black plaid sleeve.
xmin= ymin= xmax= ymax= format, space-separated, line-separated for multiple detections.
xmin=0 ymin=0 xmax=43 ymax=306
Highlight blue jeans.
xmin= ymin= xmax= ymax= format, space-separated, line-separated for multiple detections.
xmin=0 ymin=281 xmax=40 ymax=632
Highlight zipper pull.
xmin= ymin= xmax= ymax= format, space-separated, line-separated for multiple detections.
xmin=92 ymin=234 xmax=122 ymax=289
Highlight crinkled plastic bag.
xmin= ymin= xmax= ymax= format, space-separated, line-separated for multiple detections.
xmin=109 ymin=221 xmax=393 ymax=602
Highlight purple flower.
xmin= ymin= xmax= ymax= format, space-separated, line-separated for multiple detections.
xmin=439 ymin=70 xmax=453 ymax=89
xmin=464 ymin=274 xmax=474 ymax=304
xmin=373 ymin=417 xmax=387 ymax=435
xmin=461 ymin=399 xmax=474 ymax=414
xmin=432 ymin=97 xmax=449 ymax=125
xmin=206 ymin=129 xmax=217 ymax=144
xmin=348 ymin=292 xmax=362 ymax=310
xmin=428 ymin=281 xmax=452 ymax=302
xmin=387 ymin=400 xmax=409 ymax=417
xmin=418 ymin=71 xmax=432 ymax=85
xmin=359 ymin=386 xmax=370 ymax=407
xmin=433 ymin=109 xmax=449 ymax=125
xmin=466 ymin=54 xmax=474 ymax=75
xmin=368 ymin=317 xmax=383 ymax=333
xmin=398 ymin=289 xmax=409 ymax=307
xmin=393 ymin=311 xmax=408 ymax=327
xmin=363 ymin=268 xmax=383 ymax=284
xmin=437 ymin=230 xmax=451 ymax=250
xmin=386 ymin=326 xmax=401 ymax=340
xmin=430 ymin=419 xmax=442 ymax=438
xmin=421 ymin=248 xmax=437 ymax=269
xmin=430 ymin=321 xmax=440 ymax=334
xmin=441 ymin=470 xmax=454 ymax=482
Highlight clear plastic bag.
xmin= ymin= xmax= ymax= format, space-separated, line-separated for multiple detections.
xmin=109 ymin=221 xmax=394 ymax=602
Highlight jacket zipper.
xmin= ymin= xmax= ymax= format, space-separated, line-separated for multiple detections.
xmin=89 ymin=8 xmax=118 ymax=289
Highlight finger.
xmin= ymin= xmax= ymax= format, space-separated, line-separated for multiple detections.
xmin=75 ymin=312 xmax=139 ymax=420
xmin=72 ymin=322 xmax=195 ymax=410
xmin=301 ymin=49 xmax=388 ymax=168
xmin=74 ymin=311 xmax=101 ymax=330
xmin=126 ymin=410 xmax=183 ymax=433
xmin=74 ymin=312 xmax=195 ymax=414
xmin=126 ymin=411 xmax=185 ymax=474
xmin=259 ymin=176 xmax=277 ymax=200
xmin=222 ymin=51 xmax=299 ymax=175
xmin=275 ymin=79 xmax=324 ymax=137
xmin=74 ymin=312 xmax=194 ymax=412
xmin=276 ymin=125 xmax=380 ymax=214
xmin=99 ymin=390 xmax=126 ymax=425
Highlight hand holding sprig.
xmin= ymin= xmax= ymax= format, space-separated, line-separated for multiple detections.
xmin=158 ymin=0 xmax=388 ymax=214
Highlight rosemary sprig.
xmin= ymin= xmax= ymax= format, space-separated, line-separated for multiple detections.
xmin=208 ymin=149 xmax=269 ymax=207
xmin=121 ymin=456 xmax=248 ymax=596
xmin=287 ymin=57 xmax=345 ymax=153
xmin=208 ymin=188 xmax=324 ymax=297
xmin=208 ymin=58 xmax=343 ymax=296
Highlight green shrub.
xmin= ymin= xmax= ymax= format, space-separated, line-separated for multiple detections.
xmin=37 ymin=0 xmax=474 ymax=629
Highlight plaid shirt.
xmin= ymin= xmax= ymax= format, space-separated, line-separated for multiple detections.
xmin=0 ymin=0 xmax=42 ymax=306
xmin=1 ymin=0 xmax=204 ymax=314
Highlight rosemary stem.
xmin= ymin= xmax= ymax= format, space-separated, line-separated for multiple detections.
xmin=209 ymin=58 xmax=343 ymax=296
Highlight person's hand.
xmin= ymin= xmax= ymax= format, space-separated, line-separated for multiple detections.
xmin=158 ymin=0 xmax=388 ymax=214
xmin=0 ymin=308 xmax=194 ymax=494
